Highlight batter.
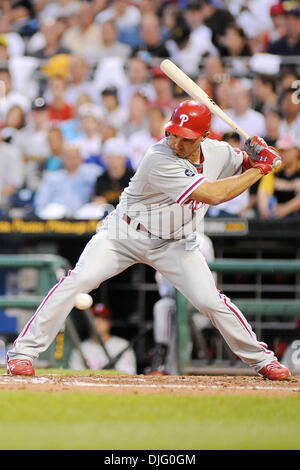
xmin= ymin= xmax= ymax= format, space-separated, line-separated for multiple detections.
xmin=7 ymin=100 xmax=290 ymax=380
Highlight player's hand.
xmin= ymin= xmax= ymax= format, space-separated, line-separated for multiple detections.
xmin=244 ymin=136 xmax=268 ymax=159
xmin=251 ymin=146 xmax=282 ymax=175
xmin=244 ymin=137 xmax=282 ymax=175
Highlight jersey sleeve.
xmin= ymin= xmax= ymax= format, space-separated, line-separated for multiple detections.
xmin=148 ymin=157 xmax=208 ymax=206
xmin=227 ymin=146 xmax=244 ymax=175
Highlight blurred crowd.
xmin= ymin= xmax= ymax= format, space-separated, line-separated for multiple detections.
xmin=0 ymin=0 xmax=300 ymax=221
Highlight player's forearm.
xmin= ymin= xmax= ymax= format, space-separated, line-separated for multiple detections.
xmin=191 ymin=168 xmax=262 ymax=205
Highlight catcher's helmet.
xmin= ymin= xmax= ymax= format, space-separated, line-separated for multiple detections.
xmin=165 ymin=100 xmax=211 ymax=139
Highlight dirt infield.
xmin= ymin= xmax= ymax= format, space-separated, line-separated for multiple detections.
xmin=1 ymin=373 xmax=300 ymax=395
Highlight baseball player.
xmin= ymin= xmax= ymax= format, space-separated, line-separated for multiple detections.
xmin=7 ymin=100 xmax=291 ymax=380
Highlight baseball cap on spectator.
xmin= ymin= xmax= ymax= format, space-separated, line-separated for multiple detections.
xmin=270 ymin=3 xmax=285 ymax=16
xmin=101 ymin=136 xmax=128 ymax=158
xmin=41 ymin=54 xmax=70 ymax=78
xmin=31 ymin=96 xmax=47 ymax=111
xmin=101 ymin=86 xmax=118 ymax=96
xmin=276 ymin=134 xmax=300 ymax=149
xmin=249 ymin=53 xmax=281 ymax=76
xmin=282 ymin=0 xmax=300 ymax=16
xmin=151 ymin=66 xmax=170 ymax=80
xmin=92 ymin=303 xmax=112 ymax=319
xmin=186 ymin=0 xmax=203 ymax=10
xmin=0 ymin=35 xmax=8 ymax=47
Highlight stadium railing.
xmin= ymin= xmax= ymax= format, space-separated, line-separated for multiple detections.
xmin=176 ymin=259 xmax=300 ymax=375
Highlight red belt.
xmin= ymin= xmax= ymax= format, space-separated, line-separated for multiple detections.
xmin=122 ymin=214 xmax=149 ymax=234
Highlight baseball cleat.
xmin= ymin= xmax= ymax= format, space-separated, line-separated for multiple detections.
xmin=7 ymin=359 xmax=35 ymax=376
xmin=145 ymin=370 xmax=167 ymax=376
xmin=258 ymin=360 xmax=290 ymax=380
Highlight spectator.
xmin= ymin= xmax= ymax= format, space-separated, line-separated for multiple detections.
xmin=118 ymin=55 xmax=155 ymax=107
xmin=257 ymin=135 xmax=300 ymax=219
xmin=95 ymin=0 xmax=141 ymax=48
xmin=149 ymin=66 xmax=174 ymax=114
xmin=279 ymin=87 xmax=300 ymax=137
xmin=30 ymin=17 xmax=71 ymax=59
xmin=23 ymin=96 xmax=51 ymax=160
xmin=252 ymin=74 xmax=278 ymax=114
xmin=161 ymin=3 xmax=187 ymax=41
xmin=61 ymin=1 xmax=102 ymax=62
xmin=263 ymin=107 xmax=282 ymax=147
xmin=218 ymin=23 xmax=252 ymax=57
xmin=46 ymin=126 xmax=64 ymax=172
xmin=128 ymin=107 xmax=166 ymax=171
xmin=93 ymin=136 xmax=134 ymax=208
xmin=175 ymin=0 xmax=218 ymax=75
xmin=277 ymin=67 xmax=299 ymax=100
xmin=121 ymin=91 xmax=149 ymax=138
xmin=46 ymin=75 xmax=74 ymax=123
xmin=201 ymin=0 xmax=235 ymax=53
xmin=224 ymin=131 xmax=259 ymax=218
xmin=1 ymin=103 xmax=27 ymax=151
xmin=281 ymin=319 xmax=300 ymax=376
xmin=59 ymin=91 xmax=92 ymax=141
xmin=64 ymin=53 xmax=99 ymax=106
xmin=100 ymin=86 xmax=128 ymax=130
xmin=34 ymin=142 xmax=102 ymax=219
xmin=133 ymin=13 xmax=170 ymax=59
xmin=208 ymin=132 xmax=251 ymax=218
xmin=72 ymin=103 xmax=103 ymax=163
xmin=0 ymin=128 xmax=25 ymax=216
xmin=93 ymin=19 xmax=131 ymax=63
xmin=9 ymin=0 xmax=39 ymax=38
xmin=0 ymin=12 xmax=25 ymax=57
xmin=0 ymin=34 xmax=9 ymax=60
xmin=212 ymin=82 xmax=266 ymax=138
xmin=266 ymin=2 xmax=287 ymax=45
xmin=0 ymin=65 xmax=30 ymax=124
xmin=213 ymin=79 xmax=232 ymax=112
xmin=267 ymin=8 xmax=300 ymax=55
xmin=203 ymin=55 xmax=226 ymax=88
xmin=69 ymin=303 xmax=137 ymax=374
xmin=184 ymin=0 xmax=217 ymax=56
xmin=16 ymin=97 xmax=51 ymax=192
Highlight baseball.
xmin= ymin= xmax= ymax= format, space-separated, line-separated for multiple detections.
xmin=75 ymin=293 xmax=93 ymax=310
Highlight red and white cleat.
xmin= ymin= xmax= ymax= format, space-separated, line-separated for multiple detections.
xmin=258 ymin=360 xmax=290 ymax=381
xmin=7 ymin=359 xmax=35 ymax=376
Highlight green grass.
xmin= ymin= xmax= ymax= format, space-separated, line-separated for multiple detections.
xmin=0 ymin=385 xmax=299 ymax=450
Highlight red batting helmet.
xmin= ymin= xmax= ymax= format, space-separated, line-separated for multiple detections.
xmin=92 ymin=303 xmax=112 ymax=319
xmin=165 ymin=100 xmax=212 ymax=139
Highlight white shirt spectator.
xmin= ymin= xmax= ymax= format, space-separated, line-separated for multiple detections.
xmin=212 ymin=108 xmax=266 ymax=138
xmin=96 ymin=4 xmax=141 ymax=30
xmin=0 ymin=140 xmax=24 ymax=208
xmin=279 ymin=114 xmax=300 ymax=139
xmin=127 ymin=130 xmax=156 ymax=171
xmin=69 ymin=336 xmax=137 ymax=374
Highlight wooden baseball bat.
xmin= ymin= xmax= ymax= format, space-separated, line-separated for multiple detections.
xmin=160 ymin=59 xmax=281 ymax=169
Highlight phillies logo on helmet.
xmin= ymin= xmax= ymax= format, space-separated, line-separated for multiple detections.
xmin=179 ymin=114 xmax=189 ymax=127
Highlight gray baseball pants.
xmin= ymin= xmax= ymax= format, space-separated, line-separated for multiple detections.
xmin=7 ymin=212 xmax=276 ymax=372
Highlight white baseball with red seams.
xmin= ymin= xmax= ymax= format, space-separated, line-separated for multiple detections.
xmin=74 ymin=293 xmax=93 ymax=310
xmin=7 ymin=136 xmax=278 ymax=374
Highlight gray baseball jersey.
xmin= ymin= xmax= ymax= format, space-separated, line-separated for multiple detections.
xmin=8 ymin=137 xmax=277 ymax=374
xmin=118 ymin=137 xmax=242 ymax=239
